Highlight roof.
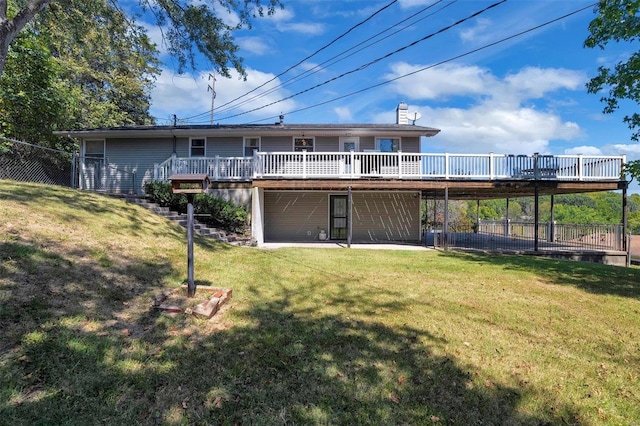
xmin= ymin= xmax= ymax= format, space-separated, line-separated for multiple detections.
xmin=55 ymin=123 xmax=441 ymax=139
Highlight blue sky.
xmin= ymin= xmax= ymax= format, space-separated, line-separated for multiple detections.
xmin=145 ymin=0 xmax=639 ymax=171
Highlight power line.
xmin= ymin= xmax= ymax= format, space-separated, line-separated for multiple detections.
xmin=212 ymin=0 xmax=456 ymax=118
xmin=244 ymin=3 xmax=598 ymax=125
xmin=214 ymin=0 xmax=508 ymax=122
xmin=179 ymin=0 xmax=399 ymax=122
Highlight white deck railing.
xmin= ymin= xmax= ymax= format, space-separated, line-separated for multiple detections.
xmin=154 ymin=152 xmax=626 ymax=182
xmin=154 ymin=154 xmax=254 ymax=181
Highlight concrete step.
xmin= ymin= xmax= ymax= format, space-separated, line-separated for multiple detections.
xmin=127 ymin=197 xmax=253 ymax=246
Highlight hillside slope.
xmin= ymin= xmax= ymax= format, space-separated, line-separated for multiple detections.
xmin=0 ymin=182 xmax=238 ymax=344
xmin=2 ymin=181 xmax=640 ymax=425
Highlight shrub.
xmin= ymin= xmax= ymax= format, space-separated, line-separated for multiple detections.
xmin=144 ymin=181 xmax=186 ymax=212
xmin=144 ymin=181 xmax=248 ymax=233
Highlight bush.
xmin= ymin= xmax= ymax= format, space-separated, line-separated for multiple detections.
xmin=144 ymin=181 xmax=187 ymax=212
xmin=144 ymin=181 xmax=248 ymax=233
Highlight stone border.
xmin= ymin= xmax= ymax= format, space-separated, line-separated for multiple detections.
xmin=152 ymin=285 xmax=233 ymax=319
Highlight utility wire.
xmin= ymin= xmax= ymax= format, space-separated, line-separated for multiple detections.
xmin=179 ymin=0 xmax=399 ymax=121
xmin=212 ymin=0 xmax=456 ymax=117
xmin=214 ymin=0 xmax=508 ymax=122
xmin=245 ymin=2 xmax=598 ymax=125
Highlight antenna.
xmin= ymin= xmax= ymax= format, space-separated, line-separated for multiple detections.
xmin=407 ymin=111 xmax=422 ymax=125
xmin=208 ymin=73 xmax=216 ymax=125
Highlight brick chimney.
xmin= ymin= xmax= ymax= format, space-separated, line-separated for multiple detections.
xmin=396 ymin=102 xmax=408 ymax=125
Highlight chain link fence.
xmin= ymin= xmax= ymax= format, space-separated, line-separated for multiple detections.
xmin=0 ymin=137 xmax=76 ymax=187
xmin=1 ymin=137 xmax=137 ymax=193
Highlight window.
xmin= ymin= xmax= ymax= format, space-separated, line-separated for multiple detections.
xmin=190 ymin=138 xmax=205 ymax=157
xmin=244 ymin=137 xmax=261 ymax=156
xmin=294 ymin=137 xmax=314 ymax=152
xmin=84 ymin=139 xmax=105 ymax=162
xmin=376 ymin=137 xmax=400 ymax=152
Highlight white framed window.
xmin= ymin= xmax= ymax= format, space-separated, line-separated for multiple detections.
xmin=376 ymin=137 xmax=401 ymax=152
xmin=293 ymin=137 xmax=314 ymax=152
xmin=190 ymin=137 xmax=206 ymax=157
xmin=84 ymin=139 xmax=105 ymax=161
xmin=244 ymin=137 xmax=261 ymax=156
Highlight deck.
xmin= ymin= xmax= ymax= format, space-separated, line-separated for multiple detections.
xmin=154 ymin=152 xmax=625 ymax=182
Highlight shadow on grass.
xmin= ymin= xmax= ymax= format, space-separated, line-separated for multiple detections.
xmin=1 ymin=238 xmax=585 ymax=425
xmin=441 ymin=250 xmax=640 ymax=300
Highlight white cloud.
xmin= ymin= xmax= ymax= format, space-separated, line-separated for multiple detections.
xmin=334 ymin=107 xmax=353 ymax=122
xmin=140 ymin=22 xmax=168 ymax=55
xmin=237 ymin=37 xmax=270 ymax=56
xmin=418 ymin=105 xmax=581 ymax=154
xmin=563 ymin=146 xmax=604 ymax=156
xmin=386 ymin=62 xmax=584 ymax=105
xmin=459 ymin=18 xmax=493 ymax=44
xmin=276 ymin=22 xmax=325 ymax=35
xmin=261 ymin=5 xmax=324 ymax=35
xmin=150 ymin=67 xmax=297 ymax=123
xmin=210 ymin=1 xmax=241 ymax=27
xmin=379 ymin=63 xmax=586 ymax=154
xmin=265 ymin=6 xmax=295 ymax=22
xmin=610 ymin=143 xmax=640 ymax=157
xmin=398 ymin=0 xmax=435 ymax=9
xmin=503 ymin=67 xmax=585 ymax=100
xmin=385 ymin=62 xmax=494 ymax=100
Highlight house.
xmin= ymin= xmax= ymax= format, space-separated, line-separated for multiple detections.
xmin=59 ymin=102 xmax=627 ymax=247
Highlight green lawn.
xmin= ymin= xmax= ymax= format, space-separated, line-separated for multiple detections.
xmin=1 ymin=181 xmax=639 ymax=425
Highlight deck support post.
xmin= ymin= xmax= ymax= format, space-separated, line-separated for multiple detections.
xmin=347 ymin=186 xmax=352 ymax=248
xmin=444 ymin=187 xmax=449 ymax=251
xmin=622 ymin=184 xmax=628 ymax=252
xmin=549 ymin=195 xmax=555 ymax=242
xmin=534 ymin=186 xmax=539 ymax=252
xmin=505 ymin=198 xmax=510 ymax=237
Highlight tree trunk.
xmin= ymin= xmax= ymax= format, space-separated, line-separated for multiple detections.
xmin=0 ymin=0 xmax=53 ymax=77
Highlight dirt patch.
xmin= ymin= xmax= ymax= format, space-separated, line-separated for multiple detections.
xmin=152 ymin=285 xmax=232 ymax=319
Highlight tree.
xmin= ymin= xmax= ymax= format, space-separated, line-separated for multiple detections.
xmin=585 ymin=1 xmax=640 ymax=138
xmin=0 ymin=0 xmax=282 ymax=79
xmin=0 ymin=0 xmax=161 ymax=144
xmin=585 ymin=1 xmax=640 ymax=182
xmin=37 ymin=0 xmax=160 ymax=128
xmin=0 ymin=29 xmax=72 ymax=145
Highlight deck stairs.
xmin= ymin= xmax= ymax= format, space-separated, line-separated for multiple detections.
xmin=124 ymin=196 xmax=254 ymax=247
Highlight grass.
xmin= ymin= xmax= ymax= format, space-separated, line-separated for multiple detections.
xmin=1 ymin=180 xmax=640 ymax=425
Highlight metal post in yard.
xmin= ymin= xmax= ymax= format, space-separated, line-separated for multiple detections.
xmin=169 ymin=174 xmax=209 ymax=297
xmin=187 ymin=193 xmax=196 ymax=297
